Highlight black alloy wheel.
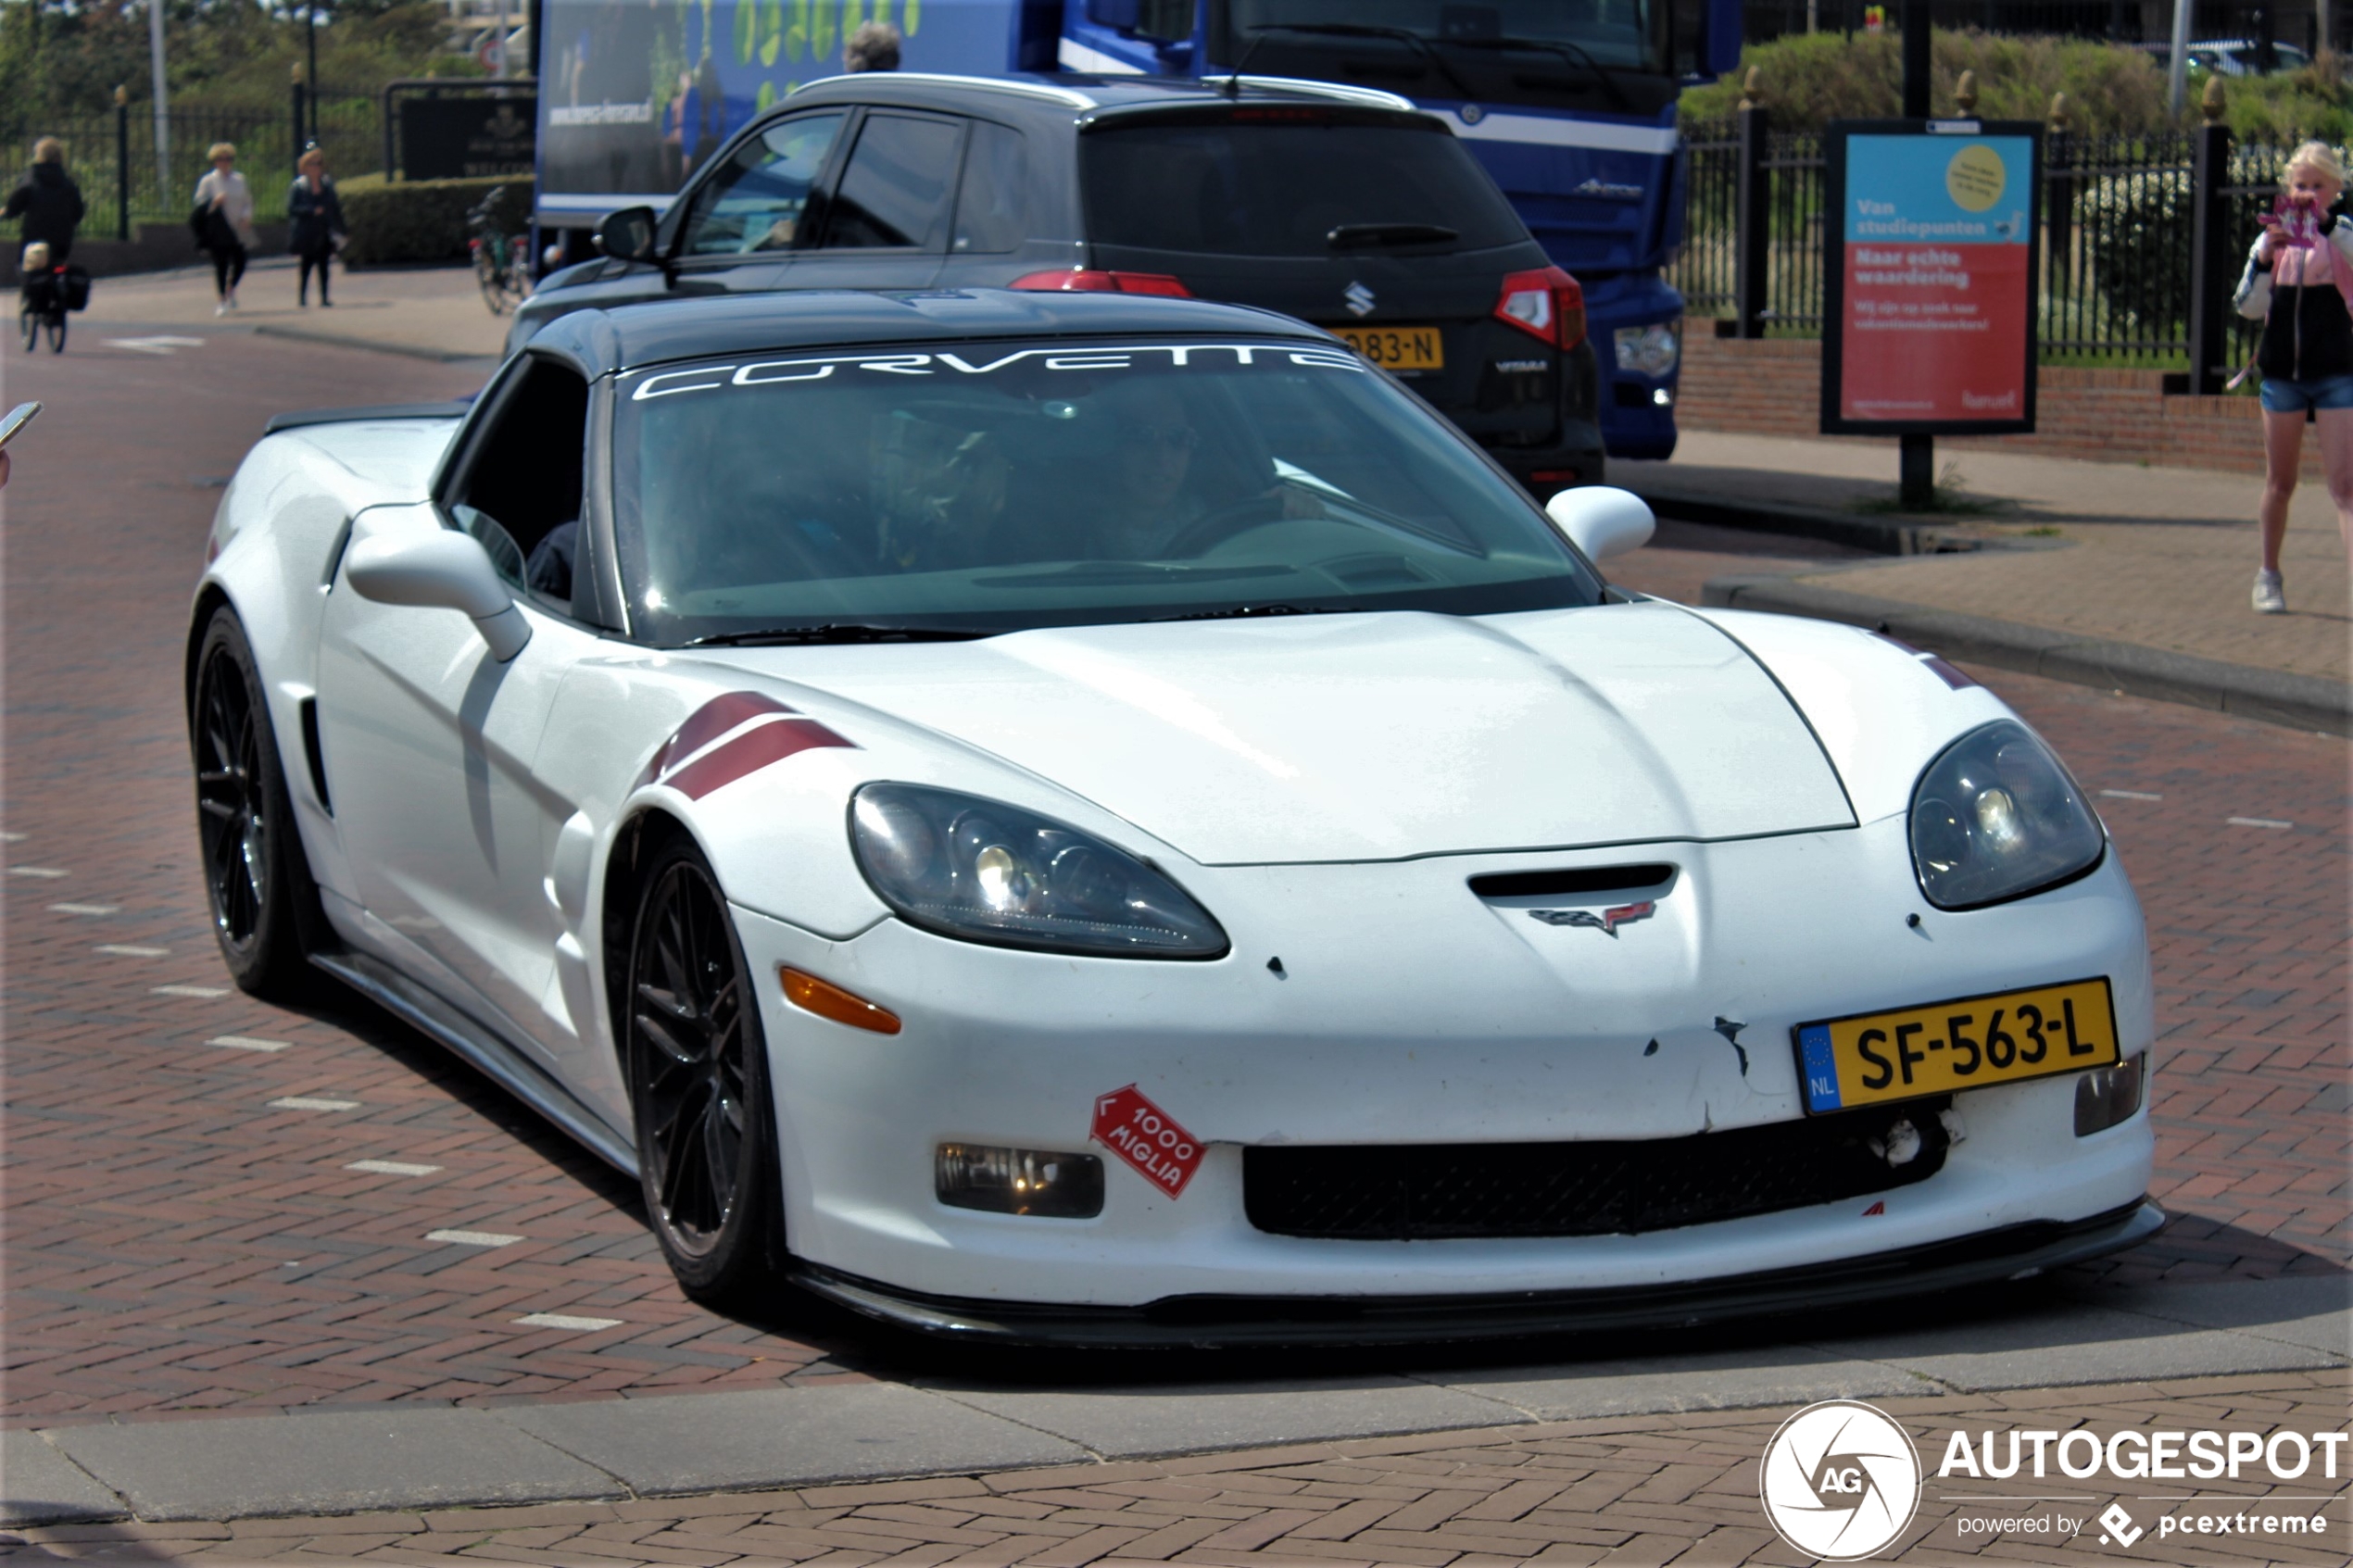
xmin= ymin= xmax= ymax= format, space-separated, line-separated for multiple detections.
xmin=189 ymin=609 xmax=319 ymax=998
xmin=626 ymin=838 xmax=779 ymax=1303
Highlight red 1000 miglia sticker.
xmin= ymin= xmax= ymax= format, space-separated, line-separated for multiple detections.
xmin=1090 ymin=1085 xmax=1203 ymax=1198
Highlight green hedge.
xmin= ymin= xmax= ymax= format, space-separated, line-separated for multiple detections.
xmin=337 ymin=173 xmax=536 ymax=266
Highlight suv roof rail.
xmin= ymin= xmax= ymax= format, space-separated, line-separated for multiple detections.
xmin=1196 ymin=76 xmax=1419 ymax=112
xmin=791 ymin=72 xmax=1099 ymax=110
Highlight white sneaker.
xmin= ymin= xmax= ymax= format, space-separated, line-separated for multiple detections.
xmin=2253 ymin=570 xmax=2286 ymax=614
xmin=214 ymin=302 xmax=228 ymax=317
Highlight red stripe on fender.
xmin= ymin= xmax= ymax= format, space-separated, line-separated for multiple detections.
xmin=634 ymin=691 xmax=798 ymax=792
xmin=665 ymin=719 xmax=854 ymax=800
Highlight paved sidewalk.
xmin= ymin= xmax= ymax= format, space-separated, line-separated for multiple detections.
xmin=3 ymin=1370 xmax=2346 ymax=1564
xmin=77 ymin=259 xmax=510 ymax=362
xmin=1617 ymin=432 xmax=2353 ymax=691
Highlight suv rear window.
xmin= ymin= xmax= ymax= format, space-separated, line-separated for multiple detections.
xmin=1080 ymin=115 xmax=1526 ymax=257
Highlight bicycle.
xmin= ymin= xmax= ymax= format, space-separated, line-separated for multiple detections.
xmin=18 ymin=262 xmax=75 ymax=353
xmin=467 ymin=188 xmax=533 ymax=316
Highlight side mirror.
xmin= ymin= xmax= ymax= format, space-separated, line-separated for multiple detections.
xmin=1545 ymin=485 xmax=1655 ymax=563
xmin=595 ymin=206 xmax=661 ymax=265
xmin=345 ymin=531 xmax=533 ymax=661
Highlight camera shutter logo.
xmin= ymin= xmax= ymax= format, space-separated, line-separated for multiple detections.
xmin=1759 ymin=1400 xmax=1922 ymax=1561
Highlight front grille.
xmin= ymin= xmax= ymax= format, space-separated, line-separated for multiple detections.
xmin=1244 ymin=1101 xmax=1950 ymax=1241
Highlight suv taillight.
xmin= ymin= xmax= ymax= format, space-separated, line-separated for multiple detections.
xmin=1011 ymin=269 xmax=1192 ymax=297
xmin=1494 ymin=266 xmax=1586 ymax=352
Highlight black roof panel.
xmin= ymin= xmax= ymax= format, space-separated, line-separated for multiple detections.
xmin=526 ymin=288 xmax=1335 ymax=376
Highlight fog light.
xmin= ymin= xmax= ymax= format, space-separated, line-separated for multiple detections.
xmin=2074 ymin=1055 xmax=2145 ymax=1136
xmin=937 ymin=1144 xmax=1104 ymax=1218
xmin=1652 ymin=385 xmax=1673 ymax=407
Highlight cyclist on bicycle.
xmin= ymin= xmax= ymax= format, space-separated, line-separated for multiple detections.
xmin=6 ymin=137 xmax=85 ymax=269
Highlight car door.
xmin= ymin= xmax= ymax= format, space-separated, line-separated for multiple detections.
xmin=668 ymin=108 xmax=852 ymax=289
xmin=312 ymin=355 xmax=606 ymax=1064
xmin=784 ymin=109 xmax=967 ymax=291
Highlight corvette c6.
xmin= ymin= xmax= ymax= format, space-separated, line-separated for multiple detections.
xmin=187 ymin=289 xmax=2158 ymax=1344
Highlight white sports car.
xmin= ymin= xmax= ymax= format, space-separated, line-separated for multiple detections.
xmin=190 ymin=289 xmax=2158 ymax=1342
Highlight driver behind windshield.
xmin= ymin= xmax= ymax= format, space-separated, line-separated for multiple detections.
xmin=1087 ymin=380 xmax=1323 ymax=560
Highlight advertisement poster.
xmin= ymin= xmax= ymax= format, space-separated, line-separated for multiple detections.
xmin=1822 ymin=122 xmax=2040 ymax=435
xmin=536 ymin=0 xmax=1026 ymax=222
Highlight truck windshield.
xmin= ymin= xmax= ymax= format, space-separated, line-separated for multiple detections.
xmin=1212 ymin=0 xmax=1672 ymax=110
xmin=610 ymin=337 xmax=1600 ymax=646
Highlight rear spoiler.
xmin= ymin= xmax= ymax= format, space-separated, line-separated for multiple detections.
xmin=264 ymin=400 xmax=473 ymax=435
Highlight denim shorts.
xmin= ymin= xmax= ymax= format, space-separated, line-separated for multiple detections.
xmin=2259 ymin=371 xmax=2353 ymax=413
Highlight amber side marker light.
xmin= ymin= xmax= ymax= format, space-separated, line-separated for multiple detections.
xmin=781 ymin=967 xmax=901 ymax=1035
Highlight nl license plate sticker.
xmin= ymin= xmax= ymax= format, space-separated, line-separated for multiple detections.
xmin=1091 ymin=1084 xmax=1204 ymax=1198
xmin=1338 ymin=325 xmax=1444 ymax=370
xmin=1793 ymin=976 xmax=2119 ymax=1114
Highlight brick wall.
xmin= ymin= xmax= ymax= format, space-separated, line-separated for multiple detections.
xmin=1676 ymin=332 xmax=2318 ymax=479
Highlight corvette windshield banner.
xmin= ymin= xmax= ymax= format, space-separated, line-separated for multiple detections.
xmin=1821 ymin=121 xmax=2041 ymax=437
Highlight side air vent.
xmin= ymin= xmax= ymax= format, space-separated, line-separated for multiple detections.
xmin=299 ymin=697 xmax=333 ymax=816
xmin=1468 ymin=864 xmax=1674 ymax=899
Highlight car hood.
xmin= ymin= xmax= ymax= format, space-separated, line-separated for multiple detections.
xmin=716 ymin=603 xmax=1855 ymax=865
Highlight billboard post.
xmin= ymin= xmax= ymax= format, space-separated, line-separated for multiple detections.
xmin=1820 ymin=120 xmax=2042 ymax=497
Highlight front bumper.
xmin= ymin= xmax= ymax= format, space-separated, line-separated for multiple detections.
xmin=732 ymin=821 xmax=2158 ymax=1317
xmin=788 ymin=1200 xmax=2164 ymax=1347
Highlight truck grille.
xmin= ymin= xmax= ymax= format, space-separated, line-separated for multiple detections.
xmin=1243 ymin=1102 xmax=1950 ymax=1241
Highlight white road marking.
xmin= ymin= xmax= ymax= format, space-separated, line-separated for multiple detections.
xmin=9 ymin=867 xmax=69 ymax=878
xmin=50 ymin=903 xmax=120 ymax=916
xmin=208 ymin=1035 xmax=290 ymax=1053
xmin=2099 ymin=789 xmax=2162 ymax=801
xmin=427 ymin=1229 xmax=522 ymax=1248
xmin=269 ymin=1096 xmax=360 ymax=1111
xmin=104 ymin=335 xmax=207 ymax=355
xmin=2227 ymin=817 xmax=2293 ymax=829
xmin=94 ymin=944 xmax=170 ymax=958
xmin=347 ymin=1160 xmax=440 ymax=1176
xmin=1 ymin=831 xmax=24 ymax=842
xmin=154 ymin=985 xmax=230 ymax=998
xmin=512 ymin=1312 xmax=621 ymax=1332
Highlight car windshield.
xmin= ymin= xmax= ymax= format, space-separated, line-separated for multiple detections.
xmin=610 ymin=335 xmax=1601 ymax=645
xmin=1222 ymin=0 xmax=1670 ymax=76
xmin=1081 ymin=117 xmax=1527 ymax=257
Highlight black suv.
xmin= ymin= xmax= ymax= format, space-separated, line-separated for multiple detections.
xmin=512 ymin=73 xmax=1604 ymax=494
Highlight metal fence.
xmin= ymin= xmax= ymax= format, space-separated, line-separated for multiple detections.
xmin=4 ymin=93 xmax=379 ymax=240
xmin=1673 ymin=113 xmax=2302 ymax=373
xmin=1744 ymin=0 xmax=2326 ymax=48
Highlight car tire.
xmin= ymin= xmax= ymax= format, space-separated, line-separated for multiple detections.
xmin=623 ymin=834 xmax=782 ymax=1305
xmin=189 ymin=608 xmax=323 ymax=1000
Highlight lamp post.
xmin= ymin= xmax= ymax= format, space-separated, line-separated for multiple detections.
xmin=1899 ymin=0 xmax=1934 ymax=509
xmin=306 ymin=2 xmax=321 ymax=145
xmin=147 ymin=0 xmax=170 ymax=218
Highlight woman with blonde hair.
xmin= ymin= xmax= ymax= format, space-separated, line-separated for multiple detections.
xmin=6 ymin=134 xmax=85 ymax=268
xmin=192 ymin=142 xmax=255 ymax=314
xmin=2233 ymin=139 xmax=2353 ymax=613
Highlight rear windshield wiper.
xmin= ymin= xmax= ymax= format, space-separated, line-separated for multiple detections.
xmin=686 ymin=623 xmax=993 ymax=646
xmin=1239 ymin=22 xmax=1479 ymax=101
xmin=1328 ymin=222 xmax=1461 ymax=250
xmin=1434 ymin=34 xmax=1632 ymax=110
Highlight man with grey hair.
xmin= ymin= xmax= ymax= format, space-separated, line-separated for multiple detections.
xmin=844 ymin=20 xmax=901 ymax=71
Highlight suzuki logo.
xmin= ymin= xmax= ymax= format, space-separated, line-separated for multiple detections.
xmin=1528 ymin=900 xmax=1655 ymax=936
xmin=1343 ymin=281 xmax=1376 ymax=317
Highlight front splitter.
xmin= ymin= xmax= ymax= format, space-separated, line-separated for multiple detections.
xmin=787 ymin=1199 xmax=2165 ymax=1348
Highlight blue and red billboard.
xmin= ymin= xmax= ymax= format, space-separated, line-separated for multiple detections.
xmin=1821 ymin=123 xmax=2040 ymax=436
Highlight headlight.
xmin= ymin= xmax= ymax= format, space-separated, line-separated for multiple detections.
xmin=1908 ymin=721 xmax=2105 ymax=909
xmin=1614 ymin=320 xmax=1680 ymax=378
xmin=850 ymin=783 xmax=1228 ymax=959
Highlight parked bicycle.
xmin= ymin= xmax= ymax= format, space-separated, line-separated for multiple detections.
xmin=467 ymin=188 xmax=532 ymax=316
xmin=18 ymin=258 xmax=86 ymax=353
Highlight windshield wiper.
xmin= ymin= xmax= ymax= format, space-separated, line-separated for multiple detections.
xmin=1238 ymin=23 xmax=1479 ymax=101
xmin=1328 ymin=221 xmax=1460 ymax=249
xmin=1434 ymin=34 xmax=1632 ymax=110
xmin=686 ymin=623 xmax=992 ymax=646
xmin=1154 ymin=603 xmax=1346 ymax=621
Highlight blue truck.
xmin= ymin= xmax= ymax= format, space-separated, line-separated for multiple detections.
xmin=533 ymin=0 xmax=1743 ymax=458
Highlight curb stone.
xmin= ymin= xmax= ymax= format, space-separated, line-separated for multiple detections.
xmin=1625 ymin=485 xmax=2037 ymax=557
xmin=1702 ymin=573 xmax=2353 ymax=737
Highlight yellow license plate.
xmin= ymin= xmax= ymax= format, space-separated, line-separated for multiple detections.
xmin=1338 ymin=325 xmax=1444 ymax=370
xmin=1793 ymin=977 xmax=2118 ymax=1114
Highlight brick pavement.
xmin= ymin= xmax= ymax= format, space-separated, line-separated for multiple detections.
xmin=0 ymin=1372 xmax=2346 ymax=1564
xmin=3 ymin=333 xmax=2346 ymax=1430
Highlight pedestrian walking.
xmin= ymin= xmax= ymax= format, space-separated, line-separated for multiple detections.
xmin=192 ymin=144 xmax=255 ymax=315
xmin=2233 ymin=140 xmax=2353 ymax=614
xmin=286 ymin=144 xmax=346 ymax=308
xmin=6 ymin=137 xmax=85 ymax=269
